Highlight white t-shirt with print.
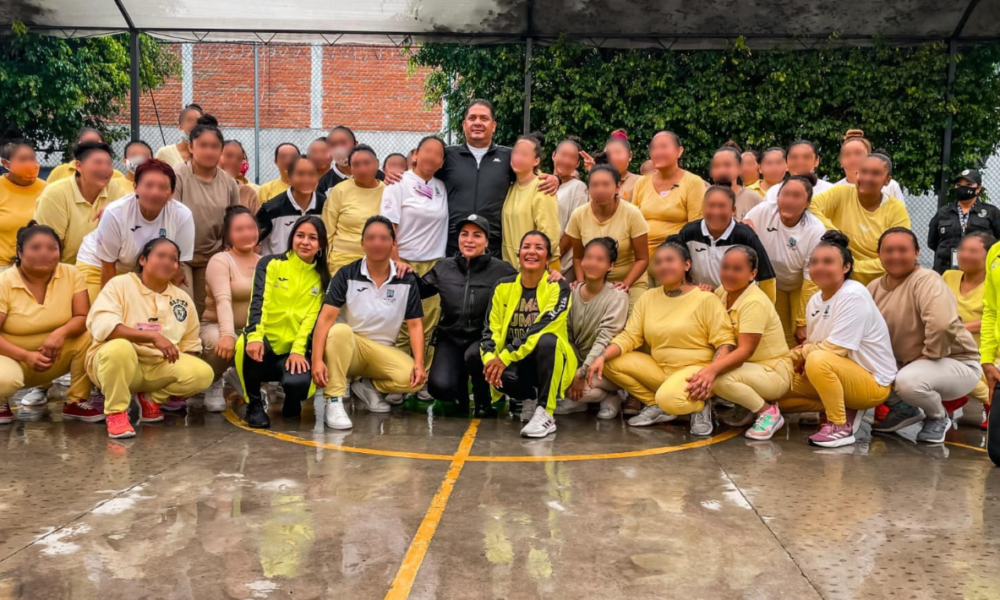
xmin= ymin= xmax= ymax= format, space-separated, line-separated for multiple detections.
xmin=805 ymin=279 xmax=897 ymax=386
xmin=77 ymin=194 xmax=195 ymax=272
xmin=380 ymin=170 xmax=449 ymax=262
xmin=744 ymin=201 xmax=826 ymax=292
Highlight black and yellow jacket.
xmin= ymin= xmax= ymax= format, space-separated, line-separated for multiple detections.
xmin=244 ymin=251 xmax=324 ymax=356
xmin=480 ymin=274 xmax=578 ymax=404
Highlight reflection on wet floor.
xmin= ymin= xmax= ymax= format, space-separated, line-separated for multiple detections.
xmin=0 ymin=396 xmax=997 ymax=600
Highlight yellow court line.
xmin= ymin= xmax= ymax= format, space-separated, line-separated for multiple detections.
xmin=944 ymin=440 xmax=987 ymax=453
xmin=384 ymin=419 xmax=480 ymax=600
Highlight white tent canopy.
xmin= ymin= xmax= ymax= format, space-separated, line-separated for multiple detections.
xmin=4 ymin=0 xmax=996 ymax=48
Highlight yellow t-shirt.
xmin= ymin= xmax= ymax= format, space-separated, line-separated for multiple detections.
xmin=619 ymin=171 xmax=639 ymax=203
xmin=0 ymin=263 xmax=87 ymax=349
xmin=746 ymin=180 xmax=766 ymax=198
xmin=154 ymin=144 xmax=185 ymax=168
xmin=718 ymin=284 xmax=789 ymax=366
xmin=323 ymin=179 xmax=385 ymax=257
xmin=565 ymin=200 xmax=649 ymax=285
xmin=33 ymin=176 xmax=127 ymax=264
xmin=501 ymin=178 xmax=561 ymax=270
xmin=943 ymin=269 xmax=985 ymax=347
xmin=47 ymin=162 xmax=126 ymax=183
xmin=0 ymin=175 xmax=47 ymax=266
xmin=86 ymin=273 xmax=201 ymax=372
xmin=809 ymin=186 xmax=911 ymax=285
xmin=631 ymin=170 xmax=705 ymax=254
xmin=611 ymin=287 xmax=734 ymax=372
xmin=258 ymin=178 xmax=288 ymax=205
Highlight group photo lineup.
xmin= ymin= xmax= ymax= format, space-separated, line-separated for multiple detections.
xmin=3 ymin=1 xmax=1000 ymax=598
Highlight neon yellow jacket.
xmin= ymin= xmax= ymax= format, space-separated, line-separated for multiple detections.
xmin=480 ymin=274 xmax=577 ymax=405
xmin=244 ymin=251 xmax=324 ymax=356
xmin=980 ymin=243 xmax=1000 ymax=364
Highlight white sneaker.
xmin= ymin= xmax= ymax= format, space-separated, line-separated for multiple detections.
xmin=203 ymin=380 xmax=226 ymax=412
xmin=689 ymin=401 xmax=714 ymax=436
xmin=19 ymin=387 xmax=48 ymax=407
xmin=628 ymin=405 xmax=676 ymax=427
xmin=385 ymin=393 xmax=405 ymax=405
xmin=54 ymin=374 xmax=72 ymax=387
xmin=597 ymin=392 xmax=621 ymax=420
xmin=519 ymin=399 xmax=538 ymax=422
xmin=222 ymin=367 xmax=244 ymax=398
xmin=416 ymin=384 xmax=433 ymax=401
xmin=325 ymin=399 xmax=353 ymax=429
xmin=520 ymin=406 xmax=556 ymax=438
xmin=351 ymin=379 xmax=391 ymax=413
xmin=553 ymin=398 xmax=588 ymax=415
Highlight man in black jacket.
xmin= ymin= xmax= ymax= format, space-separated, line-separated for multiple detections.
xmin=435 ymin=99 xmax=560 ymax=258
xmin=928 ymin=168 xmax=1000 ymax=273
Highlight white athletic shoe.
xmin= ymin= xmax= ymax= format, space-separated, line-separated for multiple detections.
xmin=203 ymin=380 xmax=226 ymax=412
xmin=597 ymin=392 xmax=622 ymax=420
xmin=689 ymin=401 xmax=714 ymax=436
xmin=19 ymin=388 xmax=48 ymax=407
xmin=53 ymin=374 xmax=72 ymax=387
xmin=222 ymin=367 xmax=244 ymax=398
xmin=416 ymin=384 xmax=434 ymax=401
xmin=385 ymin=393 xmax=405 ymax=405
xmin=628 ymin=405 xmax=676 ymax=427
xmin=520 ymin=406 xmax=556 ymax=438
xmin=553 ymin=398 xmax=588 ymax=415
xmin=325 ymin=399 xmax=353 ymax=429
xmin=519 ymin=399 xmax=538 ymax=422
xmin=351 ymin=379 xmax=391 ymax=413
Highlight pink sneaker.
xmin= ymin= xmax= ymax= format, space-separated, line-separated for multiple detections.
xmin=809 ymin=421 xmax=855 ymax=447
xmin=746 ymin=405 xmax=784 ymax=440
xmin=0 ymin=403 xmax=12 ymax=424
xmin=62 ymin=401 xmax=106 ymax=423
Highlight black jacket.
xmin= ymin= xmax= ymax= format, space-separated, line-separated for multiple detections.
xmin=436 ymin=144 xmax=516 ymax=258
xmin=928 ymin=201 xmax=1000 ymax=273
xmin=420 ymin=253 xmax=517 ymax=346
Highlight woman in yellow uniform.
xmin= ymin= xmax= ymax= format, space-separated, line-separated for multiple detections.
xmin=122 ymin=140 xmax=153 ymax=184
xmin=0 ymin=141 xmax=46 ymax=269
xmin=323 ymin=145 xmax=385 ymax=275
xmin=942 ymin=231 xmax=994 ymax=429
xmin=501 ymin=135 xmax=561 ymax=271
xmin=582 ymin=130 xmax=639 ymax=202
xmin=630 ymin=131 xmax=705 ymax=281
xmin=777 ymin=232 xmax=897 ymax=448
xmin=747 ymin=147 xmax=787 ymax=198
xmin=588 ymin=241 xmax=735 ymax=436
xmin=86 ymin=238 xmax=214 ymax=439
xmin=0 ymin=224 xmax=95 ymax=425
xmin=47 ymin=128 xmax=126 ymax=183
xmin=809 ymin=154 xmax=910 ymax=285
xmin=682 ymin=246 xmax=793 ymax=440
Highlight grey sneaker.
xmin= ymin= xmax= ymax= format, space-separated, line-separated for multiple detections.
xmin=554 ymin=398 xmax=588 ymax=415
xmin=519 ymin=399 xmax=538 ymax=422
xmin=916 ymin=416 xmax=950 ymax=444
xmin=872 ymin=403 xmax=924 ymax=433
xmin=627 ymin=405 xmax=676 ymax=427
xmin=351 ymin=379 xmax=391 ymax=413
xmin=690 ymin=402 xmax=714 ymax=436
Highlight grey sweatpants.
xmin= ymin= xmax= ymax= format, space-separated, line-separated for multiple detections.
xmin=890 ymin=358 xmax=982 ymax=419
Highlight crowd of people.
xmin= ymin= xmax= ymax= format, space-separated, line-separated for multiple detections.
xmin=0 ymin=98 xmax=996 ymax=456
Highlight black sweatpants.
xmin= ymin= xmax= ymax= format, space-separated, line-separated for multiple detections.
xmin=428 ymin=336 xmax=491 ymax=409
xmin=990 ymin=381 xmax=1000 ymax=467
xmin=465 ymin=333 xmax=559 ymax=412
xmin=238 ymin=337 xmax=313 ymax=417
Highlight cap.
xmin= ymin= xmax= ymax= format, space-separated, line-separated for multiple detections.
xmin=456 ymin=213 xmax=490 ymax=237
xmin=953 ymin=168 xmax=983 ymax=186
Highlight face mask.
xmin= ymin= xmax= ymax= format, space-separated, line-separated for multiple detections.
xmin=955 ymin=185 xmax=978 ymax=201
xmin=240 ymin=161 xmax=250 ymax=177
xmin=180 ymin=131 xmax=190 ymax=143
xmin=9 ymin=162 xmax=40 ymax=181
xmin=125 ymin=156 xmax=147 ymax=173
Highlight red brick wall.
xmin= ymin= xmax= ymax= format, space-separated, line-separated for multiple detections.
xmin=123 ymin=44 xmax=441 ymax=131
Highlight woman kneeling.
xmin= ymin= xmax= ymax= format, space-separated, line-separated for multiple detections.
xmin=86 ymin=238 xmax=213 ymax=439
xmin=777 ymin=232 xmax=898 ymax=447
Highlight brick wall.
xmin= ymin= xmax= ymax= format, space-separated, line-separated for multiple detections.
xmin=122 ymin=43 xmax=441 ymax=132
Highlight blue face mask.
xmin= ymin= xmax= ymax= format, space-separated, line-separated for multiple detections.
xmin=180 ymin=131 xmax=190 ymax=144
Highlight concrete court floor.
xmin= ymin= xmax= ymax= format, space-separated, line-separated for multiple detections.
xmin=1 ymin=396 xmax=999 ymax=600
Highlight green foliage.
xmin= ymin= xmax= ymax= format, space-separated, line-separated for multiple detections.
xmin=412 ymin=39 xmax=1000 ymax=194
xmin=0 ymin=26 xmax=179 ymax=159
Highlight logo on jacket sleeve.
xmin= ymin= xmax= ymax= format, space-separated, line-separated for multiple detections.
xmin=170 ymin=298 xmax=189 ymax=322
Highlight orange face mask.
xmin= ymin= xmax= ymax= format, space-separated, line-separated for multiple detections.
xmin=9 ymin=162 xmax=40 ymax=181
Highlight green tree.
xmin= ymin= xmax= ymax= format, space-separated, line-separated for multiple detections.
xmin=412 ymin=39 xmax=1000 ymax=194
xmin=0 ymin=23 xmax=179 ymax=159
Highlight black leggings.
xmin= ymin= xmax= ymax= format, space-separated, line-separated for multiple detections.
xmin=464 ymin=333 xmax=559 ymax=410
xmin=239 ymin=337 xmax=313 ymax=417
xmin=428 ymin=336 xmax=491 ymax=409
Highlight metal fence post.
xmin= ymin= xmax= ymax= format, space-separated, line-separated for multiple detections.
xmin=523 ymin=37 xmax=532 ymax=134
xmin=937 ymin=39 xmax=958 ymax=207
xmin=253 ymin=42 xmax=261 ymax=185
xmin=129 ymin=31 xmax=140 ymax=141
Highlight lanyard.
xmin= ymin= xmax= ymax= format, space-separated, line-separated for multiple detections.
xmin=958 ymin=205 xmax=973 ymax=234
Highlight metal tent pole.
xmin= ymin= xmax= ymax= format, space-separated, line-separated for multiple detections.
xmin=523 ymin=38 xmax=532 ymax=134
xmin=937 ymin=40 xmax=958 ymax=207
xmin=129 ymin=31 xmax=141 ymax=141
xmin=253 ymin=42 xmax=261 ymax=184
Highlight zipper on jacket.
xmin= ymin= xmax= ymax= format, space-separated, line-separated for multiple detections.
xmin=461 ymin=268 xmax=472 ymax=328
xmin=474 ymin=157 xmax=481 ymax=213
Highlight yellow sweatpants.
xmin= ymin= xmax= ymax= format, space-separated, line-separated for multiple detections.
xmin=713 ymin=358 xmax=793 ymax=413
xmin=395 ymin=258 xmax=441 ymax=367
xmin=326 ymin=251 xmax=364 ymax=277
xmin=777 ymin=350 xmax=891 ymax=425
xmin=88 ymin=339 xmax=214 ymax=414
xmin=604 ymin=351 xmax=705 ymax=415
xmin=971 ymin=374 xmax=990 ymax=405
xmin=0 ymin=333 xmax=92 ymax=404
xmin=775 ymin=288 xmax=802 ymax=348
xmin=323 ymin=323 xmax=419 ymax=398
xmin=76 ymin=262 xmax=104 ymax=304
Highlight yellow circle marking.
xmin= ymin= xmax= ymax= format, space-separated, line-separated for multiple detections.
xmin=223 ymin=408 xmax=744 ymax=462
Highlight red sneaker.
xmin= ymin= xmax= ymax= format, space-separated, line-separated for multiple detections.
xmin=0 ymin=403 xmax=12 ymax=424
xmin=62 ymin=401 xmax=106 ymax=423
xmin=106 ymin=412 xmax=136 ymax=438
xmin=137 ymin=393 xmax=164 ymax=423
xmin=874 ymin=404 xmax=889 ymax=423
xmin=943 ymin=396 xmax=969 ymax=417
xmin=982 ymin=403 xmax=991 ymax=432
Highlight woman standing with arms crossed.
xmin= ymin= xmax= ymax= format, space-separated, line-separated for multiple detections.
xmin=199 ymin=206 xmax=260 ymax=412
xmin=0 ymin=141 xmax=46 ymax=269
xmin=561 ymin=162 xmax=649 ymax=310
xmin=322 ymin=145 xmax=384 ymax=275
xmin=172 ymin=115 xmax=241 ymax=315
xmin=87 ymin=238 xmax=214 ymax=439
xmin=501 ymin=135 xmax=561 ymax=271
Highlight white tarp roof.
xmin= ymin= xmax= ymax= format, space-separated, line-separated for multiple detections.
xmin=3 ymin=0 xmax=997 ymax=48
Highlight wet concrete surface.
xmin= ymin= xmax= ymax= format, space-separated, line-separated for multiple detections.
xmin=1 ymin=398 xmax=998 ymax=599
